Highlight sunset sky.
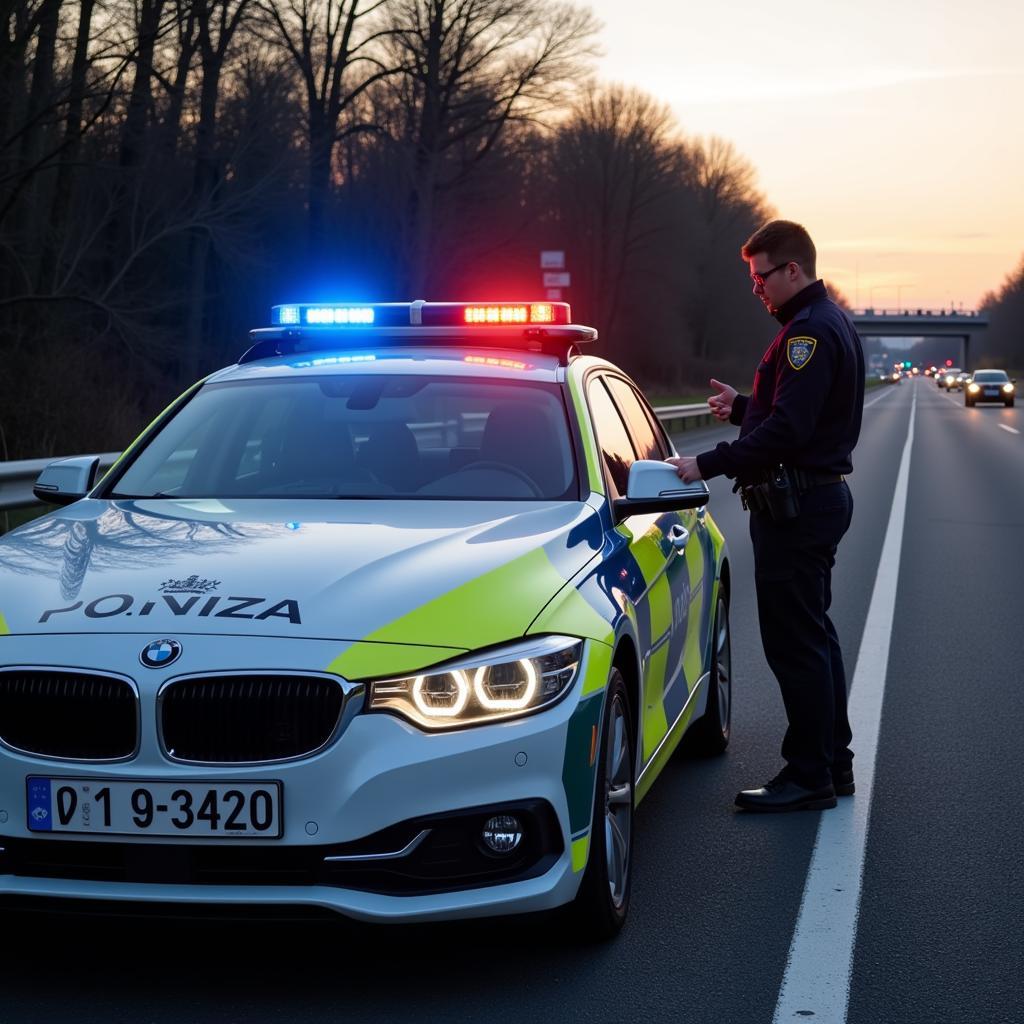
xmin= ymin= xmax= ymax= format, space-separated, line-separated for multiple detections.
xmin=585 ymin=0 xmax=1024 ymax=310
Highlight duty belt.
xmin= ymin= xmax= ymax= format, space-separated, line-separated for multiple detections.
xmin=734 ymin=467 xmax=845 ymax=515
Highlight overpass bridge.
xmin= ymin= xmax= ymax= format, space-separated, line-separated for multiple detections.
xmin=850 ymin=308 xmax=987 ymax=368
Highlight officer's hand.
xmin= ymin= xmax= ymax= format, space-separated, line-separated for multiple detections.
xmin=707 ymin=378 xmax=737 ymax=422
xmin=666 ymin=456 xmax=702 ymax=483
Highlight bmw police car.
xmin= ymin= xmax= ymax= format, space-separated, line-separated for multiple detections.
xmin=0 ymin=301 xmax=730 ymax=937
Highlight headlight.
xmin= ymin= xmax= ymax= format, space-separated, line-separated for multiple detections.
xmin=1004 ymin=383 xmax=1015 ymax=393
xmin=968 ymin=383 xmax=980 ymax=393
xmin=945 ymin=376 xmax=954 ymax=384
xmin=367 ymin=636 xmax=583 ymax=730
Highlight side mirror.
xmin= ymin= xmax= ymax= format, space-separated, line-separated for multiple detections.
xmin=613 ymin=460 xmax=710 ymax=520
xmin=33 ymin=456 xmax=100 ymax=507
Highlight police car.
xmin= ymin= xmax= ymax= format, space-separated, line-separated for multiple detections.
xmin=0 ymin=301 xmax=731 ymax=937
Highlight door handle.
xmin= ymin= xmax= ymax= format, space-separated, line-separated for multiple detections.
xmin=668 ymin=524 xmax=690 ymax=550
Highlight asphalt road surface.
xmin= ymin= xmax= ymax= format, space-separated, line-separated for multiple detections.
xmin=2 ymin=377 xmax=1020 ymax=1024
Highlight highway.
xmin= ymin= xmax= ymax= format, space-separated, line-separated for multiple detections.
xmin=2 ymin=377 xmax=1021 ymax=1024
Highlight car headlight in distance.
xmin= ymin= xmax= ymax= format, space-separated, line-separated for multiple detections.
xmin=368 ymin=636 xmax=584 ymax=730
xmin=968 ymin=383 xmax=980 ymax=393
xmin=1004 ymin=383 xmax=1015 ymax=393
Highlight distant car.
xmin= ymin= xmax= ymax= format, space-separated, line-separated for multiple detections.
xmin=938 ymin=368 xmax=962 ymax=390
xmin=882 ymin=370 xmax=901 ymax=384
xmin=965 ymin=369 xmax=1016 ymax=407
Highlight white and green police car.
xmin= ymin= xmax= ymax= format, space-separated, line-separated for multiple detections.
xmin=0 ymin=301 xmax=731 ymax=937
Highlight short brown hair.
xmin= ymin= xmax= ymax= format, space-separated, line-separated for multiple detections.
xmin=742 ymin=220 xmax=817 ymax=277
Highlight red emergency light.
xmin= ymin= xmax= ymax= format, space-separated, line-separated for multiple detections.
xmin=462 ymin=303 xmax=562 ymax=325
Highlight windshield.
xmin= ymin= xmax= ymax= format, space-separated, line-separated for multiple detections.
xmin=110 ymin=376 xmax=578 ymax=501
xmin=971 ymin=370 xmax=1008 ymax=382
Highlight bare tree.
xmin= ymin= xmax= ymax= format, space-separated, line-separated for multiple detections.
xmin=254 ymin=0 xmax=396 ymax=262
xmin=546 ymin=85 xmax=681 ymax=361
xmin=383 ymin=0 xmax=599 ymax=294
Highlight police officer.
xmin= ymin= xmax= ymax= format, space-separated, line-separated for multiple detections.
xmin=668 ymin=220 xmax=864 ymax=812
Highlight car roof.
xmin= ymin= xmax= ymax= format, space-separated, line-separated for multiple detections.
xmin=207 ymin=346 xmax=565 ymax=386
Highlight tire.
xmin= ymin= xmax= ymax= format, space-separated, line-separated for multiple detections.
xmin=683 ymin=588 xmax=732 ymax=756
xmin=568 ymin=668 xmax=634 ymax=940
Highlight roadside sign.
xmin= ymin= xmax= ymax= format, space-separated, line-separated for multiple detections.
xmin=540 ymin=251 xmax=565 ymax=269
xmin=546 ymin=288 xmax=563 ymax=300
xmin=543 ymin=271 xmax=570 ymax=288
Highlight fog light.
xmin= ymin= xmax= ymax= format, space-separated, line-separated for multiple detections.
xmin=482 ymin=815 xmax=523 ymax=854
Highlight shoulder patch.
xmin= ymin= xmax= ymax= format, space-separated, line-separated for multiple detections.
xmin=787 ymin=336 xmax=817 ymax=370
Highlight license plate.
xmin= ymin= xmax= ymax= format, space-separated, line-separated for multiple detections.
xmin=26 ymin=777 xmax=282 ymax=838
xmin=984 ymin=388 xmax=999 ymax=395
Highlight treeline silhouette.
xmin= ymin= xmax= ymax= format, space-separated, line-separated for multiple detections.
xmin=981 ymin=259 xmax=1024 ymax=371
xmin=1 ymin=0 xmax=778 ymax=460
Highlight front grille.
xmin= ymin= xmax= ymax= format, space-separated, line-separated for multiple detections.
xmin=160 ymin=675 xmax=344 ymax=763
xmin=0 ymin=670 xmax=136 ymax=759
xmin=1 ymin=801 xmax=563 ymax=896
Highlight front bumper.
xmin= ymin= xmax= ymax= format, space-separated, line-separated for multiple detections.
xmin=0 ymin=633 xmax=601 ymax=921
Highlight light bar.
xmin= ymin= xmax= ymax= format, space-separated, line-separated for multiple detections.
xmin=271 ymin=301 xmax=571 ymax=328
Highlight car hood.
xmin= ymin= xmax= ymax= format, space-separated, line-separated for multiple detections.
xmin=0 ymin=498 xmax=604 ymax=648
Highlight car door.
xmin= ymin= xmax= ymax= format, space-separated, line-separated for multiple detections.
xmin=586 ymin=375 xmax=689 ymax=772
xmin=602 ymin=376 xmax=713 ymax=762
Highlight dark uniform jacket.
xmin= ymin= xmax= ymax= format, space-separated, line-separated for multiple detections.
xmin=695 ymin=280 xmax=864 ymax=483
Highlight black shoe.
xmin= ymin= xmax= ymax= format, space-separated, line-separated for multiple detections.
xmin=832 ymin=767 xmax=855 ymax=796
xmin=735 ymin=773 xmax=837 ymax=813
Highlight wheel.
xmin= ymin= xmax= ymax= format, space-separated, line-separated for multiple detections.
xmin=568 ymin=668 xmax=634 ymax=940
xmin=683 ymin=588 xmax=732 ymax=755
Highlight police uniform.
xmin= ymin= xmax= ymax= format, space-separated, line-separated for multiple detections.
xmin=695 ymin=279 xmax=864 ymax=792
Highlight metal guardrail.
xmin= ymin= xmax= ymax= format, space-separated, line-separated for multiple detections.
xmin=0 ymin=405 xmax=712 ymax=514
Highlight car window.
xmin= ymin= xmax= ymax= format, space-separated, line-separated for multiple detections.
xmin=587 ymin=378 xmax=638 ymax=496
xmin=109 ymin=376 xmax=577 ymax=501
xmin=972 ymin=370 xmax=1008 ymax=382
xmin=605 ymin=376 xmax=668 ymax=460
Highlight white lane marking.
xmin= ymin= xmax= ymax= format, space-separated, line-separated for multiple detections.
xmin=772 ymin=387 xmax=917 ymax=1024
xmin=862 ymin=389 xmax=896 ymax=410
xmin=999 ymin=424 xmax=1020 ymax=435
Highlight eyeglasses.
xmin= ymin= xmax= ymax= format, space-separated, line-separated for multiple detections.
xmin=750 ymin=262 xmax=793 ymax=288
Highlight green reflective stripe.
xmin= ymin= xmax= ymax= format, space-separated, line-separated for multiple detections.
xmin=682 ymin=535 xmax=704 ymax=686
xmin=0 ymin=612 xmax=8 ymax=635
xmin=580 ymin=639 xmax=613 ymax=696
xmin=326 ymin=642 xmax=464 ymax=681
xmin=568 ymin=371 xmax=604 ymax=495
xmin=683 ymin=593 xmax=704 ymax=687
xmin=99 ymin=379 xmax=206 ymax=484
xmin=642 ymin=642 xmax=670 ymax=759
xmin=571 ymin=835 xmax=590 ymax=873
xmin=630 ymin=530 xmax=672 ymax=639
xmin=530 ymin=579 xmax=614 ymax=647
xmin=364 ymin=547 xmax=566 ymax=649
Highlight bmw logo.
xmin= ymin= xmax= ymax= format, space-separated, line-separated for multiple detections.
xmin=140 ymin=639 xmax=182 ymax=669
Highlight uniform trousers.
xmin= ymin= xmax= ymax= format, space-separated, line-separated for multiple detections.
xmin=748 ymin=480 xmax=854 ymax=790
